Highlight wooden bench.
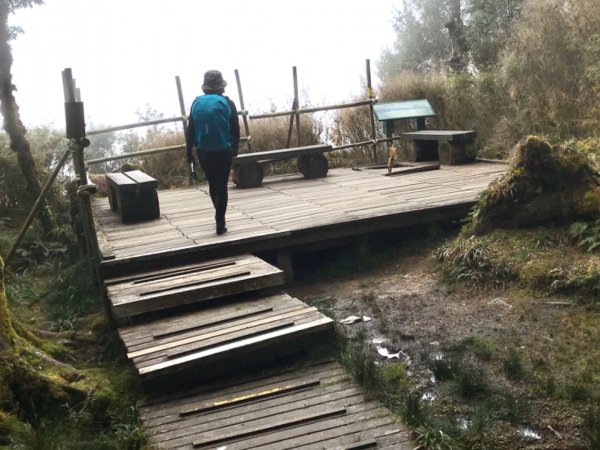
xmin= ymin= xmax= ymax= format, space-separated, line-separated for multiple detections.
xmin=373 ymin=99 xmax=477 ymax=165
xmin=232 ymin=144 xmax=333 ymax=188
xmin=105 ymin=170 xmax=160 ymax=223
xmin=400 ymin=130 xmax=477 ymax=165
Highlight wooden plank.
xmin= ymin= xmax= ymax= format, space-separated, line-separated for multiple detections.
xmin=123 ymin=169 xmax=158 ymax=186
xmin=191 ymin=407 xmax=347 ymax=448
xmin=105 ymin=172 xmax=137 ymax=187
xmin=233 ymin=145 xmax=333 ymax=165
xmin=260 ymin=416 xmax=403 ymax=450
xmin=400 ymin=130 xmax=476 ymax=141
xmin=135 ymin=316 xmax=323 ymax=368
xmin=107 ymin=255 xmax=284 ymax=319
xmin=183 ymin=406 xmax=392 ymax=450
xmin=127 ymin=307 xmax=318 ymax=359
xmin=108 ymin=254 xmax=277 ymax=296
xmin=119 ymin=293 xmax=297 ymax=343
xmin=110 ymin=269 xmax=284 ymax=320
xmin=179 ymin=378 xmax=321 ymax=416
xmin=139 ymin=317 xmax=334 ymax=378
xmin=147 ymin=384 xmax=362 ymax=439
xmin=139 ymin=360 xmax=344 ymax=418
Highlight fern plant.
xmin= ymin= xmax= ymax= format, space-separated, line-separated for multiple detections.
xmin=569 ymin=220 xmax=600 ymax=252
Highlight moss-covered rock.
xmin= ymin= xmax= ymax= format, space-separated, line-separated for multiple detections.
xmin=469 ymin=136 xmax=600 ymax=233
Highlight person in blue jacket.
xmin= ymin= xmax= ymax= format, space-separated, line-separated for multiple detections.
xmin=186 ymin=70 xmax=240 ymax=235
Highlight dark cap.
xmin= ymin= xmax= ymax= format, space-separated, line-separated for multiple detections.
xmin=202 ymin=70 xmax=227 ymax=92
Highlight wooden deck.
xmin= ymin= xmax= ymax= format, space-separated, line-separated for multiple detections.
xmin=140 ymin=359 xmax=411 ymax=449
xmin=92 ymin=162 xmax=506 ymax=278
xmin=94 ymin=163 xmax=511 ymax=447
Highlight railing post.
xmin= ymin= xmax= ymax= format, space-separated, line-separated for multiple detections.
xmin=366 ymin=59 xmax=378 ymax=162
xmin=234 ymin=70 xmax=252 ymax=153
xmin=62 ymin=68 xmax=103 ymax=293
xmin=176 ymin=76 xmax=195 ymax=185
xmin=293 ymin=67 xmax=300 ymax=147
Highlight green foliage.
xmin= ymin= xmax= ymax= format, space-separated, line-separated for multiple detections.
xmin=450 ymin=365 xmax=489 ymax=398
xmin=465 ymin=0 xmax=523 ymax=68
xmin=502 ymin=394 xmax=530 ymax=426
xmin=378 ymin=0 xmax=600 ymax=158
xmin=435 ymin=234 xmax=515 ymax=287
xmin=379 ymin=0 xmax=452 ymax=78
xmin=329 ymin=95 xmax=383 ymax=165
xmin=503 ymin=349 xmax=527 ymax=381
xmin=582 ymin=402 xmax=600 ymax=449
xmin=412 ymin=425 xmax=461 ymax=450
xmin=378 ymin=0 xmax=523 ymax=78
xmin=468 ymin=137 xmax=600 ymax=233
xmin=569 ymin=220 xmax=600 ymax=252
xmin=458 ymin=336 xmax=495 ymax=361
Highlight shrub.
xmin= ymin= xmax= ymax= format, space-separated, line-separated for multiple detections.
xmin=503 ymin=349 xmax=527 ymax=381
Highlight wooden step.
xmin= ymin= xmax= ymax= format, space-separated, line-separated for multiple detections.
xmin=105 ymin=254 xmax=284 ymax=320
xmin=118 ymin=293 xmax=334 ymax=390
xmin=139 ymin=360 xmax=412 ymax=449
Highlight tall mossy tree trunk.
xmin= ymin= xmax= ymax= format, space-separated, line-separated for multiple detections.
xmin=0 ymin=256 xmax=17 ymax=410
xmin=445 ymin=0 xmax=468 ymax=72
xmin=0 ymin=0 xmax=54 ymax=233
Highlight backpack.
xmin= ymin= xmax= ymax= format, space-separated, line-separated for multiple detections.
xmin=191 ymin=94 xmax=232 ymax=151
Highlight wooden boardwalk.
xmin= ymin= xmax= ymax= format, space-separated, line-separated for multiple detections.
xmin=96 ymin=162 xmax=506 ymax=448
xmin=140 ymin=360 xmax=411 ymax=449
xmin=92 ymin=163 xmax=506 ymax=277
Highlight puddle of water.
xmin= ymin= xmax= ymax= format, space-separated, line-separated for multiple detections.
xmin=421 ymin=392 xmax=436 ymax=402
xmin=376 ymin=346 xmax=400 ymax=359
xmin=519 ymin=428 xmax=542 ymax=440
xmin=458 ymin=418 xmax=471 ymax=431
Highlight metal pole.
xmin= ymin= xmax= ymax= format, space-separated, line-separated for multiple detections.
xmin=286 ymin=99 xmax=297 ymax=148
xmin=175 ymin=76 xmax=195 ymax=185
xmin=234 ymin=69 xmax=252 ymax=152
xmin=293 ymin=66 xmax=300 ymax=146
xmin=366 ymin=59 xmax=378 ymax=162
xmin=248 ymin=98 xmax=374 ymax=120
xmin=87 ymin=116 xmax=185 ymax=136
xmin=5 ymin=146 xmax=72 ymax=265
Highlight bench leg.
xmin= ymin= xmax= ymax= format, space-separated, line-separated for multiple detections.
xmin=232 ymin=162 xmax=264 ymax=188
xmin=406 ymin=140 xmax=439 ymax=162
xmin=297 ymin=154 xmax=328 ymax=178
xmin=438 ymin=140 xmax=476 ymax=165
xmin=108 ymin=185 xmax=118 ymax=211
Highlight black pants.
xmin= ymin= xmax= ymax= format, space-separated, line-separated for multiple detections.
xmin=197 ymin=149 xmax=234 ymax=225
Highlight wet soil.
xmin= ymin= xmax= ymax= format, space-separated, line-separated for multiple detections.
xmin=289 ymin=244 xmax=587 ymax=449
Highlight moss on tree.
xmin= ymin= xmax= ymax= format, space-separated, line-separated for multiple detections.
xmin=468 ymin=136 xmax=600 ymax=234
xmin=0 ymin=256 xmax=141 ymax=443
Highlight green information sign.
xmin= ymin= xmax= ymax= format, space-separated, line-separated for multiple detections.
xmin=373 ymin=99 xmax=436 ymax=122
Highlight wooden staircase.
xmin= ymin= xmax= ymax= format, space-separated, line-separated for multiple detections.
xmin=104 ymin=253 xmax=411 ymax=448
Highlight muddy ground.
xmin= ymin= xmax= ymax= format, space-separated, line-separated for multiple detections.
xmin=289 ymin=239 xmax=587 ymax=449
